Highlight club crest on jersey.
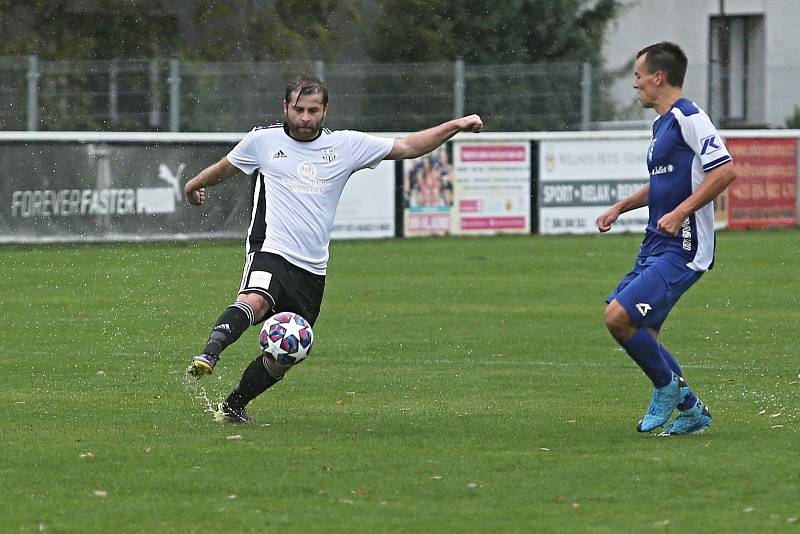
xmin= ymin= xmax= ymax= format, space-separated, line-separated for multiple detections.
xmin=321 ymin=148 xmax=336 ymax=162
xmin=271 ymin=149 xmax=287 ymax=161
xmin=297 ymin=161 xmax=318 ymax=179
xmin=700 ymin=135 xmax=722 ymax=155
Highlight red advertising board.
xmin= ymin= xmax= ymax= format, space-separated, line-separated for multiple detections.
xmin=726 ymin=138 xmax=797 ymax=228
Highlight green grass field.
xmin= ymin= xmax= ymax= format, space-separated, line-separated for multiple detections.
xmin=2 ymin=230 xmax=798 ymax=533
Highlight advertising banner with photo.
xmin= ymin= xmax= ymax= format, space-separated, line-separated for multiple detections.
xmin=401 ymin=145 xmax=455 ymax=236
xmin=331 ymin=160 xmax=395 ymax=239
xmin=726 ymin=138 xmax=797 ymax=228
xmin=538 ymin=138 xmax=650 ymax=234
xmin=401 ymin=141 xmax=531 ymax=237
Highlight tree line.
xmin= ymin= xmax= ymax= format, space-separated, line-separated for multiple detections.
xmin=0 ymin=0 xmax=619 ymax=66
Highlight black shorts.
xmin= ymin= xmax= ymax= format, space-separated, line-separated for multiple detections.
xmin=239 ymin=252 xmax=326 ymax=325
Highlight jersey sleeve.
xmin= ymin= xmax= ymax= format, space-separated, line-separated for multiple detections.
xmin=345 ymin=130 xmax=395 ymax=171
xmin=678 ymin=110 xmax=733 ymax=172
xmin=226 ymin=129 xmax=260 ymax=175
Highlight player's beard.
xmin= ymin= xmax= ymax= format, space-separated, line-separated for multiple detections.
xmin=285 ymin=114 xmax=324 ymax=140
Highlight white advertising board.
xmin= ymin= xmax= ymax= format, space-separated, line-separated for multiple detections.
xmin=331 ymin=160 xmax=395 ymax=239
xmin=452 ymin=141 xmax=531 ymax=234
xmin=539 ymin=138 xmax=650 ymax=234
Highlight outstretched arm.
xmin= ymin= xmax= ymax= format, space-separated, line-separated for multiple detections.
xmin=656 ymin=161 xmax=737 ymax=235
xmin=184 ymin=157 xmax=240 ymax=206
xmin=386 ymin=114 xmax=483 ymax=160
xmin=596 ymin=184 xmax=650 ymax=233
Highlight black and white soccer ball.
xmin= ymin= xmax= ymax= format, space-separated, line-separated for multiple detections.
xmin=259 ymin=312 xmax=314 ymax=365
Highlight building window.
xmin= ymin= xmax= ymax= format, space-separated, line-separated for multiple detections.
xmin=709 ymin=15 xmax=765 ymax=127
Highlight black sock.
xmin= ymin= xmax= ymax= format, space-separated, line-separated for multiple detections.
xmin=225 ymin=355 xmax=284 ymax=411
xmin=203 ymin=302 xmax=256 ymax=357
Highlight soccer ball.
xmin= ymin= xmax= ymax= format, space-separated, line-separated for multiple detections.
xmin=259 ymin=311 xmax=314 ymax=365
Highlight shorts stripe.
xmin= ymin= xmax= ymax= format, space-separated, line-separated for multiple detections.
xmin=239 ymin=253 xmax=254 ymax=292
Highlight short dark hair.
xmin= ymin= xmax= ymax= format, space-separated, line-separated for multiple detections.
xmin=636 ymin=41 xmax=688 ymax=88
xmin=285 ymin=75 xmax=328 ymax=106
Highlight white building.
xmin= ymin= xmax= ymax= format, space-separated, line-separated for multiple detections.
xmin=603 ymin=0 xmax=800 ymax=128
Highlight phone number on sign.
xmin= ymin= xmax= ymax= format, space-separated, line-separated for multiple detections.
xmin=543 ymin=217 xmax=588 ymax=229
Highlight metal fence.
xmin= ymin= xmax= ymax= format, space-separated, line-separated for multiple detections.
xmin=0 ymin=56 xmax=615 ymax=133
xmin=2 ymin=55 xmax=798 ymax=132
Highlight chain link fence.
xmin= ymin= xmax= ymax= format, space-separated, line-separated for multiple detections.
xmin=0 ymin=57 xmax=30 ymax=129
xmin=2 ymin=55 xmax=798 ymax=132
xmin=0 ymin=56 xmax=618 ymax=133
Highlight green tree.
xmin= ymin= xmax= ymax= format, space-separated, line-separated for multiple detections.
xmin=786 ymin=106 xmax=800 ymax=129
xmin=188 ymin=0 xmax=353 ymax=62
xmin=0 ymin=0 xmax=179 ymax=59
xmin=0 ymin=0 xmax=355 ymax=62
xmin=367 ymin=0 xmax=620 ymax=131
xmin=368 ymin=0 xmax=456 ymax=62
xmin=369 ymin=0 xmax=618 ymax=65
xmin=0 ymin=0 xmax=183 ymax=130
xmin=0 ymin=0 xmax=357 ymax=130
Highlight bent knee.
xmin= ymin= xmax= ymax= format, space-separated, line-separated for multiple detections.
xmin=264 ymin=353 xmax=292 ymax=377
xmin=237 ymin=292 xmax=271 ymax=321
xmin=604 ymin=300 xmax=635 ymax=339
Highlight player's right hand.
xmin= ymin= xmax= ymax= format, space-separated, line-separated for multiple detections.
xmin=596 ymin=207 xmax=619 ymax=233
xmin=186 ymin=187 xmax=206 ymax=206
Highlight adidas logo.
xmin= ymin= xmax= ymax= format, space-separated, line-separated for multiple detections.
xmin=272 ymin=150 xmax=287 ymax=160
xmin=214 ymin=323 xmax=232 ymax=332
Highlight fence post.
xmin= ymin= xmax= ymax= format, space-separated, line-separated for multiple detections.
xmin=580 ymin=61 xmax=591 ymax=131
xmin=26 ymin=54 xmax=40 ymax=131
xmin=314 ymin=59 xmax=325 ymax=81
xmin=168 ymin=56 xmax=180 ymax=132
xmin=454 ymin=58 xmax=465 ymax=118
xmin=149 ymin=59 xmax=162 ymax=130
xmin=88 ymin=144 xmax=112 ymax=233
xmin=109 ymin=62 xmax=119 ymax=126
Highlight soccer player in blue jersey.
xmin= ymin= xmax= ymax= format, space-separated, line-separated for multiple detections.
xmin=596 ymin=42 xmax=737 ymax=436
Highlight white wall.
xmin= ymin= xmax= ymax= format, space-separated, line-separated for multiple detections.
xmin=603 ymin=0 xmax=800 ymax=128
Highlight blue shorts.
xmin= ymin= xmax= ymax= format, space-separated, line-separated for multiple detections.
xmin=607 ymin=253 xmax=703 ymax=330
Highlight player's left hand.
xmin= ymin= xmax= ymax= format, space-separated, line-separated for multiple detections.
xmin=656 ymin=210 xmax=687 ymax=236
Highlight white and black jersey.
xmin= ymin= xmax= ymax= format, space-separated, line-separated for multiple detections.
xmin=227 ymin=124 xmax=394 ymax=275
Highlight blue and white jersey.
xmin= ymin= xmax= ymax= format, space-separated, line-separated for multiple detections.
xmin=641 ymin=98 xmax=732 ymax=271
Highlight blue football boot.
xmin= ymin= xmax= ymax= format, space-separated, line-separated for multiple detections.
xmin=636 ymin=373 xmax=682 ymax=432
xmin=659 ymin=400 xmax=712 ymax=436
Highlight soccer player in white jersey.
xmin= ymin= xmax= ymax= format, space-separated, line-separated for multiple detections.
xmin=183 ymin=74 xmax=483 ymax=423
xmin=596 ymin=42 xmax=737 ymax=436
